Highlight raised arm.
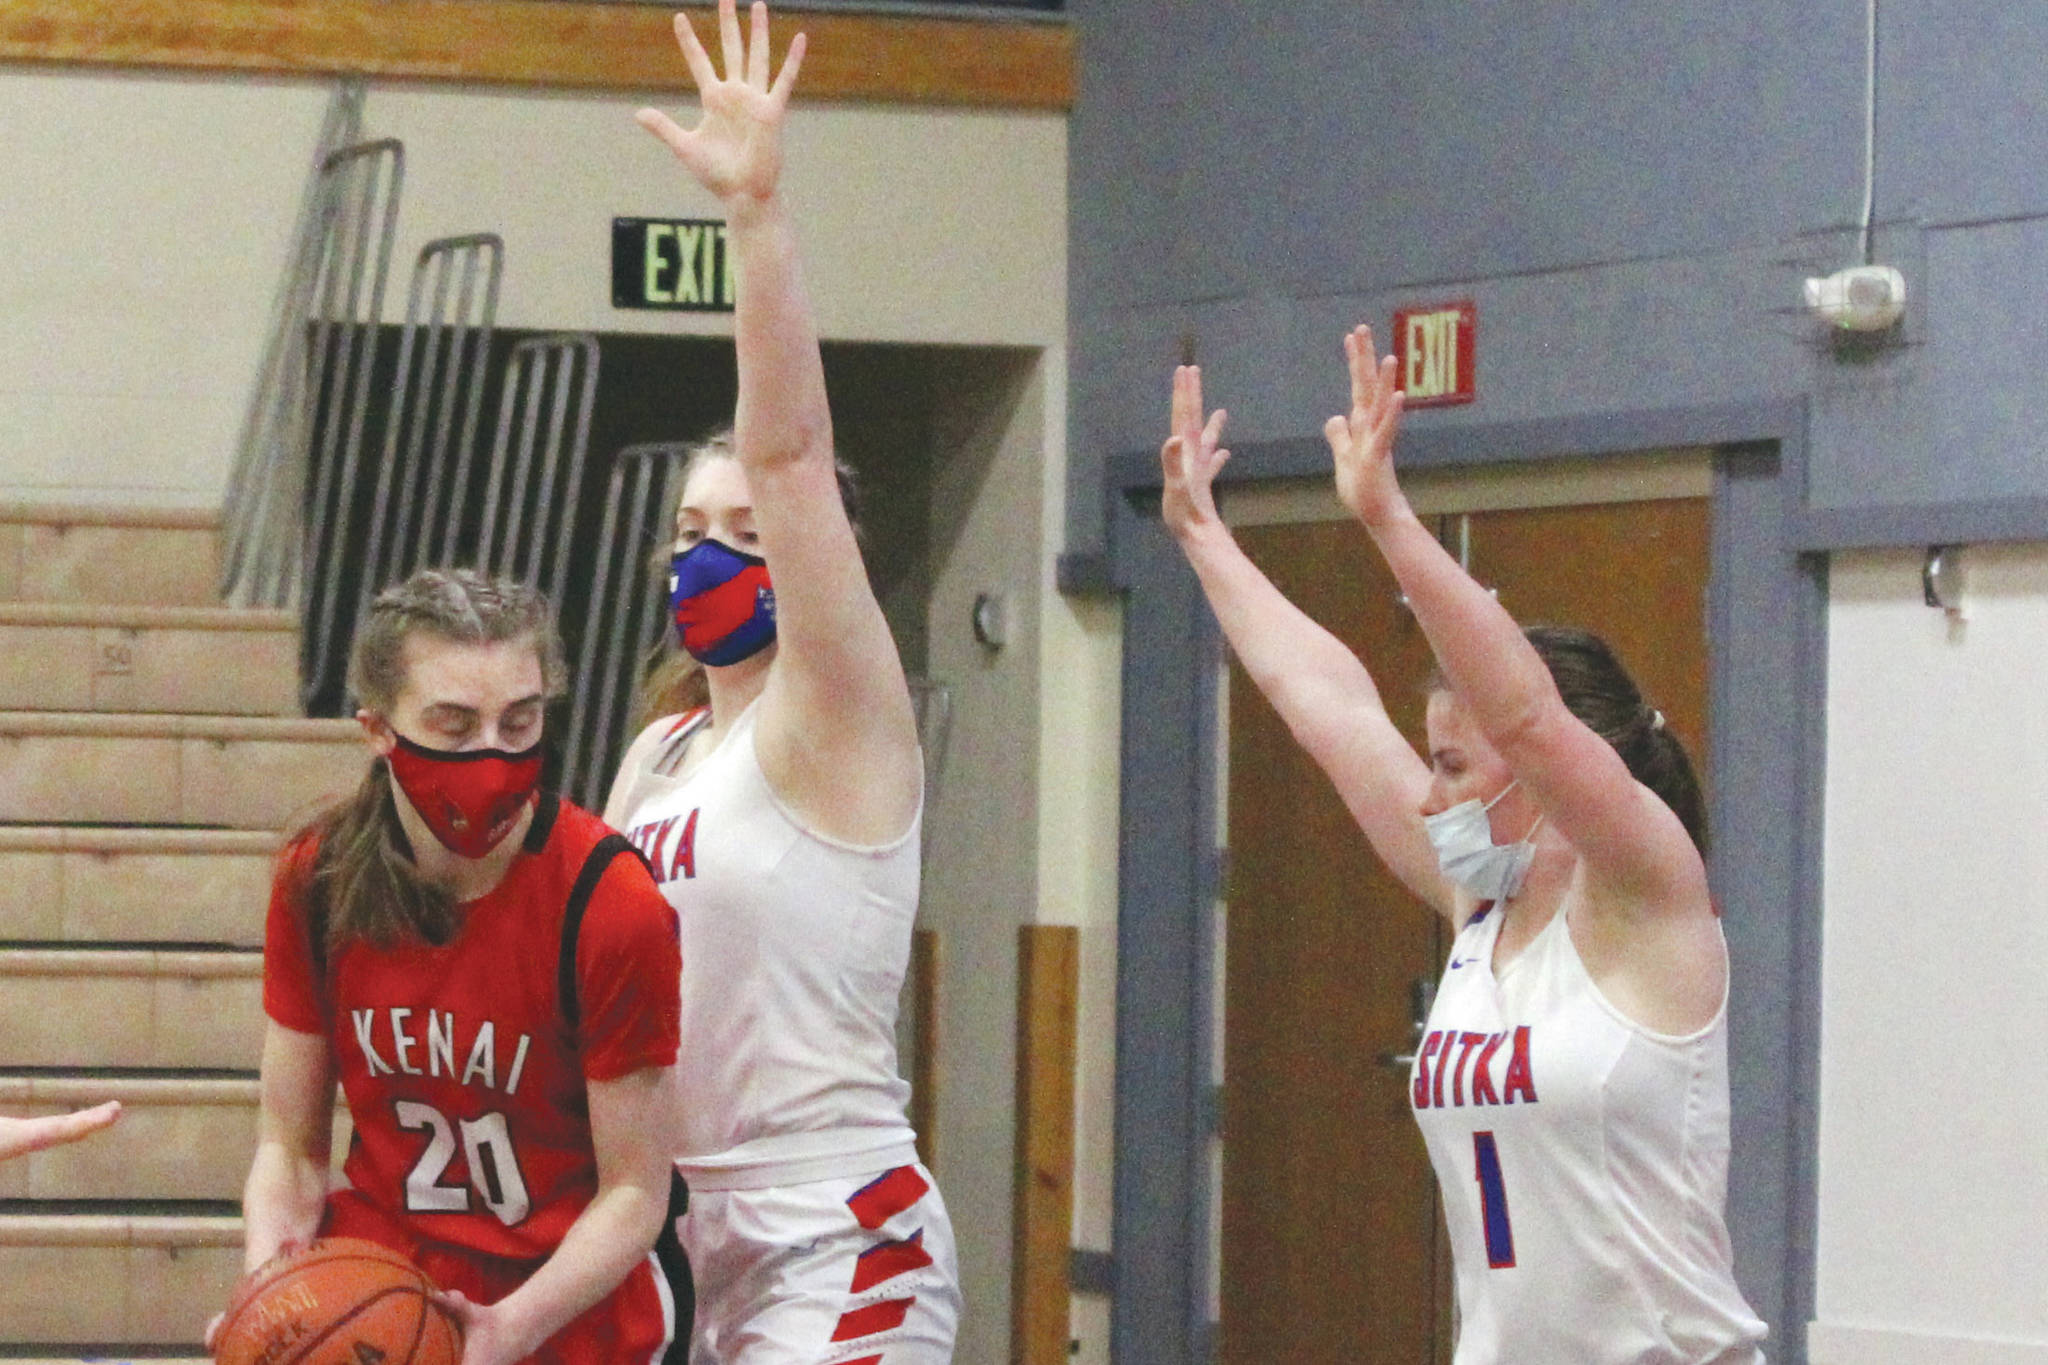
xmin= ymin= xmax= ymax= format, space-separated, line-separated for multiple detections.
xmin=1327 ymin=326 xmax=1702 ymax=906
xmin=638 ymin=1 xmax=919 ymax=844
xmin=1163 ymin=365 xmax=1450 ymax=915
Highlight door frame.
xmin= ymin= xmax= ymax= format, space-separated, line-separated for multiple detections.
xmin=1060 ymin=398 xmax=1824 ymax=1365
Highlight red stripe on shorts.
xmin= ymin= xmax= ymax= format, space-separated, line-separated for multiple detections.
xmin=845 ymin=1165 xmax=928 ymax=1230
xmin=838 ymin=1358 xmax=883 ymax=1365
xmin=851 ymin=1230 xmax=934 ymax=1293
xmin=831 ymin=1296 xmax=915 ymax=1342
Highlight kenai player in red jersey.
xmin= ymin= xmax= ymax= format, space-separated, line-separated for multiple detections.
xmin=229 ymin=570 xmax=689 ymax=1365
xmin=1161 ymin=334 xmax=1768 ymax=1364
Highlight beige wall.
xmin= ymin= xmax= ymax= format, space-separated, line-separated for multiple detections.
xmin=1811 ymin=545 xmax=2048 ymax=1364
xmin=0 ymin=67 xmax=332 ymax=508
xmin=0 ymin=66 xmax=1065 ymax=507
xmin=921 ymin=349 xmax=1047 ymax=1363
xmin=364 ymin=86 xmax=1065 ymax=345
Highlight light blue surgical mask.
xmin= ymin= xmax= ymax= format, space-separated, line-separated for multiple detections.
xmin=1424 ymin=780 xmax=1543 ymax=901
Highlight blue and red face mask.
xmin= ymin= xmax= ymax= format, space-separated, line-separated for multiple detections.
xmin=669 ymin=539 xmax=777 ymax=666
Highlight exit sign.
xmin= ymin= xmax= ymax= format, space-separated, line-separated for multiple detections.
xmin=1393 ymin=301 xmax=1476 ymax=407
xmin=613 ymin=217 xmax=734 ymax=312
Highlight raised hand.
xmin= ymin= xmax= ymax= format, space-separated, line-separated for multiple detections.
xmin=1160 ymin=365 xmax=1233 ymax=542
xmin=636 ymin=0 xmax=807 ymax=210
xmin=0 ymin=1100 xmax=119 ymax=1163
xmin=1323 ymin=325 xmax=1407 ymax=527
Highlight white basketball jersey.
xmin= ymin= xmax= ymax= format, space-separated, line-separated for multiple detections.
xmin=1411 ymin=900 xmax=1768 ymax=1365
xmin=611 ymin=703 xmax=920 ymax=1192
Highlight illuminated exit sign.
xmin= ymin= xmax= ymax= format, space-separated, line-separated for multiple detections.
xmin=1393 ymin=300 xmax=1476 ymax=407
xmin=612 ymin=217 xmax=735 ymax=312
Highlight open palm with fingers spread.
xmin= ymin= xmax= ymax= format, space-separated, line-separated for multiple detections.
xmin=636 ymin=0 xmax=806 ymax=210
xmin=1160 ymin=364 xmax=1233 ymax=542
xmin=1324 ymin=324 xmax=1407 ymax=527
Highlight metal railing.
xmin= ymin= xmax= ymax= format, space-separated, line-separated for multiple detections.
xmin=218 ymin=103 xmax=616 ymax=723
xmin=220 ymin=82 xmax=371 ymax=609
xmin=215 ymin=91 xmax=959 ymax=814
xmin=478 ymin=335 xmax=602 ymax=599
xmin=294 ymin=138 xmax=407 ymax=705
xmin=562 ymin=442 xmax=692 ymax=809
xmin=354 ymin=234 xmax=504 ymax=602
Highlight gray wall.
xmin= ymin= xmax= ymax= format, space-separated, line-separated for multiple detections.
xmin=1064 ymin=2 xmax=2048 ymax=1359
xmin=1065 ymin=0 xmax=2048 ymax=555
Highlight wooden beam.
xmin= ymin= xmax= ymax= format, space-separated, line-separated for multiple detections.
xmin=1012 ymin=924 xmax=1079 ymax=1365
xmin=0 ymin=0 xmax=1074 ymax=110
xmin=909 ymin=926 xmax=940 ymax=1171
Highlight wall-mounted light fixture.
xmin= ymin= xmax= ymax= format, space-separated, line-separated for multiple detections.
xmin=972 ymin=591 xmax=1008 ymax=650
xmin=1922 ymin=545 xmax=1965 ymax=626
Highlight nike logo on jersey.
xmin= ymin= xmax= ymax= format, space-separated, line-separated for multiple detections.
xmin=1448 ymin=957 xmax=1476 ymax=970
xmin=352 ymin=1007 xmax=534 ymax=1096
xmin=627 ymin=809 xmax=700 ymax=885
xmin=1411 ymin=1025 xmax=1539 ymax=1110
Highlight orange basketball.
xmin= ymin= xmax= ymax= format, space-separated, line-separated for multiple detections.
xmin=214 ymin=1237 xmax=463 ymax=1365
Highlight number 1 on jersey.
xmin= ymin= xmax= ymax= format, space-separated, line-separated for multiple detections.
xmin=1473 ymin=1131 xmax=1516 ymax=1268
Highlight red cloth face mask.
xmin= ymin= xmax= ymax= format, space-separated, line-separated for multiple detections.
xmin=385 ymin=733 xmax=543 ymax=860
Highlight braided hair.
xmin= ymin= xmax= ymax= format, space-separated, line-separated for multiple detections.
xmin=295 ymin=569 xmax=567 ymax=950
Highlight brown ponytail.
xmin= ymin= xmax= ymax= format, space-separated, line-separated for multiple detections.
xmin=294 ymin=568 xmax=567 ymax=951
xmin=300 ymin=763 xmax=459 ymax=950
xmin=1424 ymin=624 xmax=1707 ymax=852
xmin=1522 ymin=625 xmax=1708 ymax=853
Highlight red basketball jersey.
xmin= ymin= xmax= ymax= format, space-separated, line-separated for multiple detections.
xmin=265 ymin=795 xmax=682 ymax=1263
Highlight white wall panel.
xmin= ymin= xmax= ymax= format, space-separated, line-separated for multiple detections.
xmin=1818 ymin=545 xmax=2048 ymax=1348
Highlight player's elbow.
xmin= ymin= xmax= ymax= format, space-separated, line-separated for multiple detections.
xmin=1485 ymin=694 xmax=1570 ymax=770
xmin=596 ymin=1165 xmax=672 ymax=1254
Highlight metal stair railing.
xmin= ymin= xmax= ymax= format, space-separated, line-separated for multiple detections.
xmin=297 ymin=137 xmax=407 ymax=708
xmin=562 ymin=441 xmax=691 ymax=809
xmin=477 ymin=333 xmax=603 ymax=602
xmin=219 ymin=81 xmax=368 ymax=610
xmin=353 ymin=234 xmax=505 ymax=627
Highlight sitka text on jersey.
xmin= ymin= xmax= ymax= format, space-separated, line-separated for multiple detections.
xmin=1408 ymin=899 xmax=1767 ymax=1364
xmin=609 ymin=699 xmax=923 ymax=1190
xmin=1411 ymin=1025 xmax=1538 ymax=1110
xmin=626 ymin=808 xmax=700 ymax=885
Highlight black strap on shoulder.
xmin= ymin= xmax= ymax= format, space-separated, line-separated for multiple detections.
xmin=524 ymin=792 xmax=562 ymax=853
xmin=557 ymin=833 xmax=651 ymax=1035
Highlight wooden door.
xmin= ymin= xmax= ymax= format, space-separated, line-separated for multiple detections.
xmin=1221 ymin=516 xmax=1449 ymax=1365
xmin=1464 ymin=499 xmax=1711 ymax=804
xmin=1219 ymin=496 xmax=1709 ymax=1365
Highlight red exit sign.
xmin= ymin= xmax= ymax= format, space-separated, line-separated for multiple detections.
xmin=1393 ymin=301 xmax=1476 ymax=407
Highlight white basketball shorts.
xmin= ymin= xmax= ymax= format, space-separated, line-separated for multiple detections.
xmin=682 ymin=1162 xmax=961 ymax=1365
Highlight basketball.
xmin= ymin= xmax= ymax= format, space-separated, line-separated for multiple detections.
xmin=213 ymin=1238 xmax=463 ymax=1365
